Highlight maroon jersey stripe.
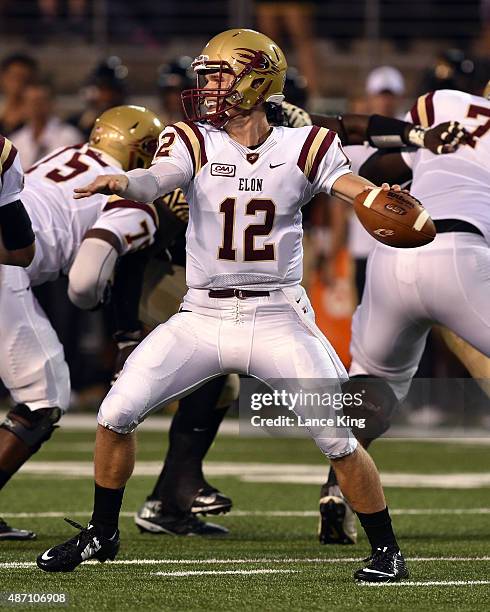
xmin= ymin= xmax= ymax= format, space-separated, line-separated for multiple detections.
xmin=1 ymin=142 xmax=18 ymax=178
xmin=172 ymin=124 xmax=197 ymax=176
xmin=425 ymin=91 xmax=435 ymax=126
xmin=183 ymin=121 xmax=208 ymax=167
xmin=297 ymin=125 xmax=321 ymax=173
xmin=308 ymin=130 xmax=336 ymax=183
xmin=103 ymin=199 xmax=158 ymax=227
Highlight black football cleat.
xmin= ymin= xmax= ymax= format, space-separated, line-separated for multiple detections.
xmin=191 ymin=486 xmax=233 ymax=516
xmin=0 ymin=517 xmax=36 ymax=541
xmin=135 ymin=501 xmax=228 ymax=536
xmin=318 ymin=486 xmax=357 ymax=545
xmin=354 ymin=546 xmax=409 ymax=583
xmin=36 ymin=518 xmax=119 ymax=573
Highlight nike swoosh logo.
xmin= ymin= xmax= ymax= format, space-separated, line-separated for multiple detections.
xmin=41 ymin=549 xmax=54 ymax=561
xmin=363 ymin=568 xmax=395 ymax=576
xmin=269 ymin=163 xmax=286 ymax=169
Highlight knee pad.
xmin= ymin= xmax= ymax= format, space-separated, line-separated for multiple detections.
xmin=341 ymin=375 xmax=398 ymax=441
xmin=98 ymin=392 xmax=139 ymax=434
xmin=315 ymin=434 xmax=358 ymax=460
xmin=1 ymin=404 xmax=62 ymax=452
xmin=217 ymin=374 xmax=240 ymax=408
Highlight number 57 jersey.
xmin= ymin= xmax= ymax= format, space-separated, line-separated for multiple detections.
xmin=21 ymin=144 xmax=158 ymax=286
xmin=152 ymin=121 xmax=351 ymax=289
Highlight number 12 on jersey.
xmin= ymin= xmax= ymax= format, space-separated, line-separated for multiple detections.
xmin=218 ymin=197 xmax=276 ymax=262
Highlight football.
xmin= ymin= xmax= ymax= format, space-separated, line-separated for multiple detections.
xmin=353 ymin=188 xmax=436 ymax=248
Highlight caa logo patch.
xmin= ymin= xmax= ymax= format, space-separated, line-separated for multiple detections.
xmin=211 ymin=163 xmax=236 ymax=177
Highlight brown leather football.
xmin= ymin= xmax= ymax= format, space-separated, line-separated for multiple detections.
xmin=353 ymin=188 xmax=436 ymax=248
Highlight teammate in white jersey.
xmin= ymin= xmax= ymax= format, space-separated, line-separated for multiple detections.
xmin=38 ymin=28 xmax=413 ymax=582
xmin=0 ymin=136 xmax=35 ymax=267
xmin=319 ymin=85 xmax=490 ymax=546
xmin=0 ymin=105 xmax=162 ymax=541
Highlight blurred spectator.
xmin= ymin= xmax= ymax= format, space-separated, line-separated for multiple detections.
xmin=68 ymin=57 xmax=127 ymax=138
xmin=365 ymin=65 xmax=406 ymax=118
xmin=10 ymin=79 xmax=83 ymax=169
xmin=419 ymin=49 xmax=476 ymax=96
xmin=255 ymin=0 xmax=320 ymax=106
xmin=38 ymin=0 xmax=89 ymax=38
xmin=475 ymin=0 xmax=490 ymax=55
xmin=157 ymin=56 xmax=193 ymax=125
xmin=0 ymin=53 xmax=38 ymax=135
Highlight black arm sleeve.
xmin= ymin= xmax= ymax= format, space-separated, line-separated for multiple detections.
xmin=110 ymin=248 xmax=151 ymax=334
xmin=358 ymin=149 xmax=413 ymax=185
xmin=0 ymin=200 xmax=35 ymax=250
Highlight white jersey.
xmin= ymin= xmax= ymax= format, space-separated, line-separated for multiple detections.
xmin=0 ymin=136 xmax=23 ymax=207
xmin=152 ymin=121 xmax=351 ymax=289
xmin=22 ymin=144 xmax=158 ymax=285
xmin=402 ymin=89 xmax=490 ymax=245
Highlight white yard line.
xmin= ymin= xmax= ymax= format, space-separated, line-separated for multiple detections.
xmin=361 ymin=580 xmax=490 ymax=587
xmin=1 ymin=557 xmax=489 ymax=570
xmin=17 ymin=461 xmax=490 ymax=488
xmin=152 ymin=569 xmax=297 ymax=577
xmin=2 ymin=508 xmax=490 ymax=519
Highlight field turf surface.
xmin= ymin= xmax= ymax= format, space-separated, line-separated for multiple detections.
xmin=0 ymin=424 xmax=489 ymax=611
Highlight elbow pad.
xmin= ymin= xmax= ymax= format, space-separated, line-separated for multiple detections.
xmin=68 ymin=237 xmax=118 ymax=309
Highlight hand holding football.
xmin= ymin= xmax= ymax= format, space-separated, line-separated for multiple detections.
xmin=353 ymin=187 xmax=436 ymax=248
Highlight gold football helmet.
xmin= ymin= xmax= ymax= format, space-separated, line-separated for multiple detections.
xmin=181 ymin=28 xmax=287 ymax=128
xmin=89 ymin=105 xmax=163 ymax=171
xmin=484 ymin=79 xmax=490 ymax=100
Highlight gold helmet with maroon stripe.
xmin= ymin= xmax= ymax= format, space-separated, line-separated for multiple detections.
xmin=89 ymin=105 xmax=163 ymax=171
xmin=181 ymin=29 xmax=287 ymax=128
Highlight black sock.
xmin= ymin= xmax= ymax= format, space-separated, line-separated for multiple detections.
xmin=356 ymin=507 xmax=399 ymax=551
xmin=150 ymin=377 xmax=229 ymax=513
xmin=91 ymin=483 xmax=124 ymax=537
xmin=321 ymin=466 xmax=339 ymax=495
xmin=0 ymin=469 xmax=12 ymax=490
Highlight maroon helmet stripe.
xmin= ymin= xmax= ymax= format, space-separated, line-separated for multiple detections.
xmin=1 ymin=143 xmax=18 ymax=178
xmin=103 ymin=199 xmax=158 ymax=227
xmin=425 ymin=91 xmax=435 ymax=126
xmin=308 ymin=130 xmax=336 ymax=183
xmin=297 ymin=125 xmax=321 ymax=172
xmin=172 ymin=124 xmax=197 ymax=176
xmin=183 ymin=121 xmax=208 ymax=166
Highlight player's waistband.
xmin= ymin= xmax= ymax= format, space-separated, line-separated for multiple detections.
xmin=433 ymin=219 xmax=483 ymax=237
xmin=208 ymin=288 xmax=270 ymax=299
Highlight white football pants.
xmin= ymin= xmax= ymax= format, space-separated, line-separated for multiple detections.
xmin=0 ymin=266 xmax=70 ymax=411
xmin=350 ymin=232 xmax=490 ymax=400
xmin=99 ymin=284 xmax=358 ymax=459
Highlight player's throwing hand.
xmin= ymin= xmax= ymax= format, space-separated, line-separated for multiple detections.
xmin=363 ymin=182 xmax=405 ymax=192
xmin=74 ymin=174 xmax=129 ymax=199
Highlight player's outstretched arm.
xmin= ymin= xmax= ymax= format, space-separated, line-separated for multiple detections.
xmin=309 ymin=111 xmax=467 ymax=154
xmin=74 ymin=175 xmax=129 ymax=199
xmin=331 ymin=173 xmax=402 ymax=204
xmin=74 ymin=163 xmax=187 ymax=203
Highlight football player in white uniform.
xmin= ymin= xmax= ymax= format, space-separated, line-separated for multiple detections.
xmin=0 ymin=105 xmax=162 ymax=540
xmin=319 ymin=83 xmax=490 ymax=546
xmin=38 ymin=29 xmax=419 ymax=582
xmin=0 ymin=136 xmax=35 ymax=267
xmin=130 ymin=102 xmax=466 ymax=536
